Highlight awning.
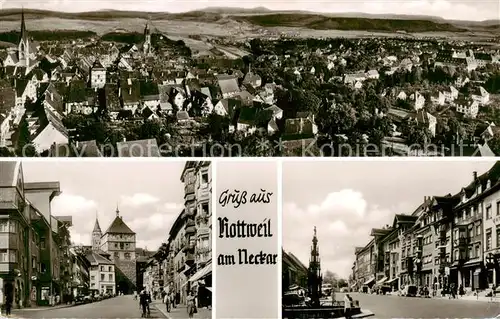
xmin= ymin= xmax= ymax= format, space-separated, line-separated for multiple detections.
xmin=376 ymin=277 xmax=388 ymax=285
xmin=363 ymin=277 xmax=375 ymax=285
xmin=189 ymin=262 xmax=212 ymax=282
xmin=386 ymin=277 xmax=399 ymax=284
xmin=464 ymin=260 xmax=482 ymax=268
xmin=205 ymin=287 xmax=212 ymax=292
xmin=350 ymin=283 xmax=357 ymax=288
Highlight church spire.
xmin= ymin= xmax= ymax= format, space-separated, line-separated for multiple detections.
xmin=116 ymin=204 xmax=120 ymax=217
xmin=20 ymin=7 xmax=28 ymax=41
xmin=93 ymin=211 xmax=101 ymax=233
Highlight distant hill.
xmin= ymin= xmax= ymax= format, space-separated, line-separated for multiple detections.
xmin=0 ymin=8 xmax=496 ymax=33
xmin=0 ymin=8 xmax=222 ymax=22
xmin=232 ymin=14 xmax=466 ymax=33
xmin=196 ymin=6 xmax=271 ymax=14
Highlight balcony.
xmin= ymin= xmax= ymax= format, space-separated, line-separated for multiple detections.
xmin=186 ymin=253 xmax=195 ymax=264
xmin=455 ymin=237 xmax=468 ymax=247
xmin=196 ymin=214 xmax=209 ymax=226
xmin=0 ymin=188 xmax=23 ymax=210
xmin=185 ymin=225 xmax=196 ymax=235
xmin=197 ymin=226 xmax=210 ymax=237
xmin=185 ymin=183 xmax=195 ymax=195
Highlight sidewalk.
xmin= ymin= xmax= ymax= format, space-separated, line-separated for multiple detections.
xmin=386 ymin=292 xmax=500 ymax=303
xmin=152 ymin=301 xmax=211 ymax=319
xmin=337 ymin=309 xmax=375 ymax=319
xmin=12 ymin=303 xmax=77 ymax=312
xmin=435 ymin=295 xmax=500 ymax=303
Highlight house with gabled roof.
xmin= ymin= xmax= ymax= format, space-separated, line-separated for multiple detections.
xmin=139 ymin=80 xmax=160 ymax=110
xmin=471 ymin=86 xmax=489 ymax=106
xmin=216 ymin=74 xmax=240 ymax=99
xmin=39 ymin=83 xmax=64 ymax=119
xmin=443 ymin=86 xmax=459 ymax=102
xmin=119 ymin=79 xmax=141 ymax=114
xmin=65 ymin=80 xmax=95 ymax=115
xmin=453 ymin=98 xmax=479 ymax=118
xmin=29 ymin=105 xmax=69 ymax=154
xmin=236 ymin=107 xmax=259 ymax=135
xmin=85 ymin=247 xmax=115 ymax=296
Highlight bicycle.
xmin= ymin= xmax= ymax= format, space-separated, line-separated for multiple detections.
xmin=140 ymin=303 xmax=151 ymax=318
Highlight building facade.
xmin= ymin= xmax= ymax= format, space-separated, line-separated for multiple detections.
xmin=0 ymin=162 xmax=74 ymax=308
xmin=86 ymin=251 xmax=115 ymax=295
xmin=96 ymin=208 xmax=137 ymax=294
xmin=352 ymin=162 xmax=500 ymax=296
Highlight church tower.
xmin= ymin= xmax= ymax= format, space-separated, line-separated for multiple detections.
xmin=143 ymin=22 xmax=151 ymax=55
xmin=92 ymin=213 xmax=102 ymax=251
xmin=307 ymin=226 xmax=322 ymax=307
xmin=101 ymin=204 xmax=137 ymax=293
xmin=18 ymin=9 xmax=30 ymax=68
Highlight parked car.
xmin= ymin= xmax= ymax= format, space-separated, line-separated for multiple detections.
xmin=75 ymin=295 xmax=86 ymax=304
xmin=83 ymin=295 xmax=93 ymax=303
xmin=401 ymin=285 xmax=418 ymax=297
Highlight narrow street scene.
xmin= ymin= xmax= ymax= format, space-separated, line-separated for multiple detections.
xmin=283 ymin=160 xmax=500 ymax=318
xmin=0 ymin=160 xmax=211 ymax=319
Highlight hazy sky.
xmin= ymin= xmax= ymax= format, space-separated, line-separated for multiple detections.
xmin=283 ymin=160 xmax=497 ymax=279
xmin=1 ymin=0 xmax=499 ymax=21
xmin=22 ymin=160 xmax=186 ymax=251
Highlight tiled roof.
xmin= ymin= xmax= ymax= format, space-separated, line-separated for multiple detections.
xmin=85 ymin=251 xmax=113 ymax=266
xmin=104 ymin=216 xmax=135 ymax=234
xmin=116 ymin=139 xmax=160 ymax=157
xmin=0 ymin=162 xmax=19 ymax=187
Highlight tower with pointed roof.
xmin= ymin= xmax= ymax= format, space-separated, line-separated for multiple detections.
xmin=143 ymin=22 xmax=152 ymax=55
xmin=92 ymin=213 xmax=102 ymax=251
xmin=100 ymin=205 xmax=137 ymax=293
xmin=307 ymin=226 xmax=322 ymax=308
xmin=18 ymin=9 xmax=31 ymax=68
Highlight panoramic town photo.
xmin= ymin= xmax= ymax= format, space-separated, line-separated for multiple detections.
xmin=283 ymin=160 xmax=500 ymax=319
xmin=0 ymin=160 xmax=212 ymax=318
xmin=0 ymin=0 xmax=499 ymax=157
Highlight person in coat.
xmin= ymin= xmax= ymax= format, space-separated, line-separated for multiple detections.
xmin=186 ymin=291 xmax=196 ymax=318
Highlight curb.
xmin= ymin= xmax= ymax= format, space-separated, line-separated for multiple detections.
xmin=12 ymin=303 xmax=78 ymax=312
xmin=152 ymin=302 xmax=171 ymax=319
xmin=340 ymin=309 xmax=375 ymax=319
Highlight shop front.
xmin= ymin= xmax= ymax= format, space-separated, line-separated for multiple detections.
xmin=485 ymin=252 xmax=500 ymax=287
xmin=188 ymin=260 xmax=212 ymax=308
xmin=462 ymin=261 xmax=488 ymax=291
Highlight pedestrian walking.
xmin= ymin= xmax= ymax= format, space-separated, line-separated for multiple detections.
xmin=187 ymin=291 xmax=197 ymax=318
xmin=171 ymin=291 xmax=176 ymax=308
xmin=5 ymin=292 xmax=12 ymax=316
xmin=163 ymin=290 xmax=170 ymax=313
xmin=344 ymin=294 xmax=352 ymax=319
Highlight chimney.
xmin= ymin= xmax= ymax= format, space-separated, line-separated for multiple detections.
xmin=473 ymin=171 xmax=478 ymax=181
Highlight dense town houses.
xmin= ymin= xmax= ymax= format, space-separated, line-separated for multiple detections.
xmin=0 ymin=161 xmax=79 ymax=307
xmin=0 ymin=161 xmax=161 ymax=310
xmin=140 ymin=161 xmax=212 ymax=309
xmin=1 ymin=12 xmax=499 ymax=156
xmin=351 ymin=161 xmax=500 ymax=297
